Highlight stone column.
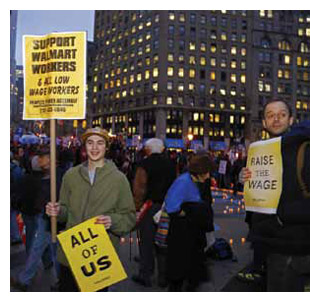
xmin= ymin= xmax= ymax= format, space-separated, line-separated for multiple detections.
xmin=138 ymin=112 xmax=144 ymax=138
xmin=156 ymin=108 xmax=166 ymax=141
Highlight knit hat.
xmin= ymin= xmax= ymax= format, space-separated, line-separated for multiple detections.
xmin=188 ymin=153 xmax=214 ymax=175
xmin=81 ymin=127 xmax=110 ymax=145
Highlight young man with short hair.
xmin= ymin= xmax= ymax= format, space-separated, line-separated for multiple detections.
xmin=46 ymin=127 xmax=136 ymax=292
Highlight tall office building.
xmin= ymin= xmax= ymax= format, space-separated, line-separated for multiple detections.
xmin=10 ymin=10 xmax=18 ymax=124
xmin=89 ymin=10 xmax=310 ymax=148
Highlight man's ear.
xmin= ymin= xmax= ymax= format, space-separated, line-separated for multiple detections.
xmin=262 ymin=119 xmax=267 ymax=129
xmin=289 ymin=116 xmax=294 ymax=126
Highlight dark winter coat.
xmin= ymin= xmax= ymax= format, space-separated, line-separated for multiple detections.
xmin=250 ymin=121 xmax=310 ymax=255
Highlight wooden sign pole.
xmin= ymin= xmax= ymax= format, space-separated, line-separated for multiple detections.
xmin=50 ymin=119 xmax=57 ymax=243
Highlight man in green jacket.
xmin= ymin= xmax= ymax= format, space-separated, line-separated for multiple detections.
xmin=46 ymin=127 xmax=136 ymax=291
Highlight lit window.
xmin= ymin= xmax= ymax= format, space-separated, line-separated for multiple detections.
xmin=152 ymin=82 xmax=158 ymax=91
xmin=306 ymin=28 xmax=310 ymax=37
xmin=189 ymin=69 xmax=195 ymax=78
xmin=278 ymin=69 xmax=283 ymax=78
xmin=178 ymin=83 xmax=184 ymax=91
xmin=179 ymin=55 xmax=185 ymax=63
xmin=241 ymin=116 xmax=245 ymax=124
xmin=230 ymin=115 xmax=234 ymax=124
xmin=220 ymin=88 xmax=226 ymax=96
xmin=231 ymin=46 xmax=237 ymax=55
xmin=210 ymin=72 xmax=216 ymax=80
xmin=209 ymin=114 xmax=214 ymax=122
xmin=193 ymin=113 xmax=199 ymax=121
xmin=215 ymin=114 xmax=220 ymax=123
xmin=230 ymin=103 xmax=236 ymax=110
xmin=179 ymin=13 xmax=185 ymax=22
xmin=230 ymin=87 xmax=237 ymax=96
xmin=241 ymin=61 xmax=246 ymax=70
xmin=146 ymin=44 xmax=151 ymax=53
xmin=167 ymin=81 xmax=173 ymax=90
xmin=189 ymin=83 xmax=195 ymax=91
xmin=284 ymin=55 xmax=291 ymax=64
xmin=145 ymin=70 xmax=150 ymax=80
xmin=167 ymin=67 xmax=174 ymax=76
xmin=221 ymin=32 xmax=227 ymax=41
xmin=231 ymin=60 xmax=237 ymax=69
xmin=130 ymin=75 xmax=134 ymax=84
xmin=153 ymin=97 xmax=158 ymax=105
xmin=166 ymin=97 xmax=173 ymax=105
xmin=241 ymin=48 xmax=247 ymax=56
xmin=220 ymin=103 xmax=225 ymax=109
xmin=189 ymin=42 xmax=196 ymax=51
xmin=178 ymin=68 xmax=184 ymax=77
xmin=188 ymin=56 xmax=195 ymax=65
xmin=298 ymin=29 xmax=303 ymax=36
xmin=168 ymin=54 xmax=174 ymax=62
xmin=241 ymin=74 xmax=246 ymax=83
xmin=153 ymin=68 xmax=159 ymax=77
xmin=153 ymin=55 xmax=159 ymax=63
xmin=210 ymin=58 xmax=216 ymax=67
xmin=231 ymin=74 xmax=237 ymax=83
xmin=296 ymin=101 xmax=301 ymax=109
xmin=200 ymin=57 xmax=206 ymax=65
xmin=265 ymin=83 xmax=271 ymax=92
xmin=169 ymin=12 xmax=175 ymax=21
xmin=137 ymin=74 xmax=142 ymax=82
xmin=200 ymin=43 xmax=206 ymax=52
xmin=211 ymin=44 xmax=217 ymax=53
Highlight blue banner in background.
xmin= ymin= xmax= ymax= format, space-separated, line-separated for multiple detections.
xmin=165 ymin=138 xmax=184 ymax=148
xmin=210 ymin=141 xmax=227 ymax=151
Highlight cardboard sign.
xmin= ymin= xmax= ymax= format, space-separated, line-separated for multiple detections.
xmin=57 ymin=217 xmax=127 ymax=292
xmin=23 ymin=31 xmax=86 ymax=120
xmin=244 ymin=137 xmax=283 ymax=214
xmin=218 ymin=160 xmax=227 ymax=175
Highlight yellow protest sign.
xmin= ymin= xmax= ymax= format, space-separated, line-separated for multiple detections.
xmin=244 ymin=137 xmax=283 ymax=214
xmin=57 ymin=217 xmax=127 ymax=292
xmin=23 ymin=31 xmax=86 ymax=120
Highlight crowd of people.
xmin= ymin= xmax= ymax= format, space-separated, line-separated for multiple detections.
xmin=10 ymin=99 xmax=310 ymax=292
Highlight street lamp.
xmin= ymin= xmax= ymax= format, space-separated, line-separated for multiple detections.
xmin=186 ymin=133 xmax=194 ymax=150
xmin=187 ymin=133 xmax=194 ymax=141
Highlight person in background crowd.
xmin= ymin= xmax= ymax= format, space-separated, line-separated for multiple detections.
xmin=165 ymin=153 xmax=215 ymax=291
xmin=11 ymin=148 xmax=58 ymax=291
xmin=132 ymin=138 xmax=176 ymax=288
xmin=10 ymin=151 xmax=24 ymax=245
xmin=45 ymin=127 xmax=136 ymax=292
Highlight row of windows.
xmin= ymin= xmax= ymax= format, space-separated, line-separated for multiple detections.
xmin=296 ymin=101 xmax=310 ymax=110
xmin=167 ymin=11 xmax=247 ymax=24
xmin=95 ymin=81 xmax=247 ymax=98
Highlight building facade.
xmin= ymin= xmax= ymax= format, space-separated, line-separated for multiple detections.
xmin=10 ymin=10 xmax=18 ymax=125
xmin=89 ymin=10 xmax=310 ymax=148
